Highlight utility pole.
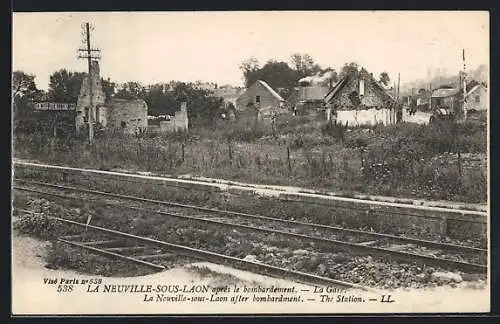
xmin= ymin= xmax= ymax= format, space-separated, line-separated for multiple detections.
xmin=78 ymin=22 xmax=101 ymax=143
xmin=462 ymin=49 xmax=468 ymax=120
xmin=429 ymin=82 xmax=432 ymax=111
xmin=396 ymin=73 xmax=400 ymax=121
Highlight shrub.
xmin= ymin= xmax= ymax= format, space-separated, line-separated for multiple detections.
xmin=14 ymin=211 xmax=64 ymax=240
xmin=321 ymin=120 xmax=346 ymax=141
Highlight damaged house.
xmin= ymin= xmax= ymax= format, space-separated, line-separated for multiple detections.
xmin=235 ymin=80 xmax=286 ymax=122
xmin=76 ymin=61 xmax=148 ymax=135
xmin=324 ymin=68 xmax=399 ymax=126
xmin=465 ymin=83 xmax=488 ymax=113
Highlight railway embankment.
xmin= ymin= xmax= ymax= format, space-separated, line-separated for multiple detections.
xmin=14 ymin=160 xmax=488 ymax=242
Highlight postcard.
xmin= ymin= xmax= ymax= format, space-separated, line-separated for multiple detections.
xmin=11 ymin=10 xmax=490 ymax=315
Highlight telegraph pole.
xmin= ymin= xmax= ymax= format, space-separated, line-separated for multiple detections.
xmin=78 ymin=22 xmax=101 ymax=143
xmin=462 ymin=49 xmax=468 ymax=120
xmin=396 ymin=73 xmax=400 ymax=122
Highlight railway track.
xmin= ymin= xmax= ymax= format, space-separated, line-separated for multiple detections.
xmin=13 ymin=179 xmax=487 ymax=274
xmin=14 ymin=208 xmax=376 ymax=292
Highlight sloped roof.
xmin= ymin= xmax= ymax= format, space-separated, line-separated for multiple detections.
xmin=431 ymin=88 xmax=461 ymax=98
xmin=466 ymin=84 xmax=487 ymax=97
xmin=256 ymin=80 xmax=284 ymax=101
xmin=323 ymin=77 xmax=347 ymax=103
xmin=323 ymin=72 xmax=396 ymax=104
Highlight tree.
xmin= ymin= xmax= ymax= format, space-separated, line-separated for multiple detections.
xmin=379 ymin=72 xmax=390 ymax=86
xmin=136 ymin=81 xmax=223 ymax=126
xmin=240 ymin=58 xmax=298 ymax=99
xmin=47 ymin=69 xmax=85 ymax=102
xmin=12 ymin=71 xmax=41 ymax=99
xmin=12 ymin=71 xmax=43 ymax=122
xmin=240 ymin=57 xmax=261 ymax=87
xmin=339 ymin=62 xmax=359 ymax=79
xmin=101 ymin=78 xmax=116 ymax=103
xmin=115 ymin=81 xmax=145 ymax=100
xmin=140 ymin=83 xmax=177 ymax=116
xmin=258 ymin=60 xmax=297 ymax=88
xmin=290 ymin=53 xmax=320 ymax=78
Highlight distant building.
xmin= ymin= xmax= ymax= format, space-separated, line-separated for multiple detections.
xmin=466 ymin=83 xmax=488 ymax=112
xmin=235 ymin=80 xmax=286 ymax=122
xmin=323 ymin=69 xmax=399 ymax=126
xmin=430 ymin=86 xmax=462 ymax=116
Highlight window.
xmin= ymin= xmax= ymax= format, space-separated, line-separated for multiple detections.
xmin=121 ymin=121 xmax=127 ymax=128
xmin=255 ymin=95 xmax=261 ymax=104
xmin=84 ymin=107 xmax=89 ymax=123
xmin=475 ymin=96 xmax=480 ymax=103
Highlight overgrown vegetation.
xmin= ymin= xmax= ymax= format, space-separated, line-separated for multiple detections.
xmin=14 ymin=115 xmax=487 ymax=203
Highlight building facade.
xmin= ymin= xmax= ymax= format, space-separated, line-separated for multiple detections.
xmin=235 ymin=80 xmax=285 ymax=121
xmin=324 ymin=69 xmax=398 ymax=126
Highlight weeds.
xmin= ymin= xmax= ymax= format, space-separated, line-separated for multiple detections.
xmin=13 ymin=117 xmax=487 ymax=203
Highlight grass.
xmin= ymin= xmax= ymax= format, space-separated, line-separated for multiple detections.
xmin=13 ymin=115 xmax=487 ymax=203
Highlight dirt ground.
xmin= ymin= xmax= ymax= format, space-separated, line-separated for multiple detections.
xmin=403 ymin=111 xmax=433 ymax=125
xmin=12 ymin=231 xmax=489 ymax=315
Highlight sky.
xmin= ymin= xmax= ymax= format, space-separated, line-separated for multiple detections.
xmin=12 ymin=11 xmax=489 ymax=90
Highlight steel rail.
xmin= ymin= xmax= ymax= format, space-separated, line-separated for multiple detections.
xmin=15 ymin=179 xmax=486 ymax=255
xmin=57 ymin=238 xmax=166 ymax=270
xmin=13 ymin=161 xmax=488 ymax=221
xmin=29 ymin=211 xmax=378 ymax=292
xmin=14 ymin=186 xmax=487 ymax=273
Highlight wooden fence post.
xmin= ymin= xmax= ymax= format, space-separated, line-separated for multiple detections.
xmin=287 ymin=147 xmax=292 ymax=173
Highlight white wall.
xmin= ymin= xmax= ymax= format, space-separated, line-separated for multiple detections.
xmin=335 ymin=108 xmax=393 ymax=126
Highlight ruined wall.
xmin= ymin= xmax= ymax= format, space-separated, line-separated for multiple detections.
xmin=335 ymin=108 xmax=393 ymax=126
xmin=159 ymin=102 xmax=189 ymax=132
xmin=76 ymin=61 xmax=106 ymax=132
xmin=105 ymin=99 xmax=148 ymax=134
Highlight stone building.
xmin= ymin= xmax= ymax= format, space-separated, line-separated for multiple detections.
xmin=75 ymin=61 xmax=106 ymax=131
xmin=105 ymin=99 xmax=148 ymax=133
xmin=76 ymin=61 xmax=148 ymax=135
xmin=324 ymin=69 xmax=398 ymax=126
xmin=235 ymin=80 xmax=285 ymax=122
